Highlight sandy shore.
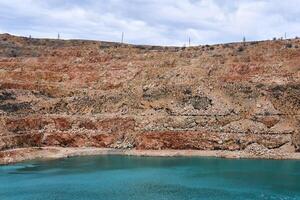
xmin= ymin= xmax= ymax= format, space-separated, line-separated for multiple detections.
xmin=1 ymin=147 xmax=300 ymax=165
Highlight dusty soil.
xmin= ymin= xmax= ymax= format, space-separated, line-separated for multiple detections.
xmin=0 ymin=33 xmax=299 ymax=163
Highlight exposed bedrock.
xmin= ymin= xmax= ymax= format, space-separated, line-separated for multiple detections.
xmin=0 ymin=34 xmax=299 ymax=154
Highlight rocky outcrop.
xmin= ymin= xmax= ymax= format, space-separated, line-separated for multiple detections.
xmin=292 ymin=126 xmax=300 ymax=152
xmin=0 ymin=33 xmax=299 ymax=158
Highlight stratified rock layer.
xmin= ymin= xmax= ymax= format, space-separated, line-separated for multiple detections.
xmin=0 ymin=34 xmax=299 ymax=155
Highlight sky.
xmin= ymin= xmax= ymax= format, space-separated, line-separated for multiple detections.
xmin=0 ymin=0 xmax=300 ymax=46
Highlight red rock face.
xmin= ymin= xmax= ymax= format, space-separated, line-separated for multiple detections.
xmin=5 ymin=118 xmax=50 ymax=132
xmin=42 ymin=132 xmax=116 ymax=148
xmin=135 ymin=131 xmax=290 ymax=151
xmin=0 ymin=34 xmax=299 ymax=152
xmin=0 ymin=133 xmax=42 ymax=150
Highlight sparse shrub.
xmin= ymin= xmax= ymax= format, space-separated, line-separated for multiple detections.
xmin=185 ymin=96 xmax=212 ymax=110
xmin=250 ymin=42 xmax=258 ymax=45
xmin=0 ymin=91 xmax=16 ymax=101
xmin=7 ymin=49 xmax=18 ymax=57
xmin=209 ymin=46 xmax=215 ymax=50
xmin=237 ymin=46 xmax=244 ymax=52
xmin=212 ymin=54 xmax=222 ymax=57
xmin=223 ymin=44 xmax=230 ymax=48
xmin=273 ymin=37 xmax=277 ymax=41
xmin=241 ymin=56 xmax=251 ymax=62
xmin=183 ymin=89 xmax=192 ymax=95
xmin=285 ymin=43 xmax=292 ymax=48
xmin=161 ymin=59 xmax=176 ymax=68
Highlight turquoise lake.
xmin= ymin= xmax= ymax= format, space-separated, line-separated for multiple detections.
xmin=1 ymin=156 xmax=300 ymax=200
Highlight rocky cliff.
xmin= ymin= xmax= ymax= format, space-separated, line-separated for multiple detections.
xmin=0 ymin=34 xmax=299 ymax=156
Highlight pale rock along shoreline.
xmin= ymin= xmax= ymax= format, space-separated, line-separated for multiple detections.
xmin=1 ymin=146 xmax=300 ymax=165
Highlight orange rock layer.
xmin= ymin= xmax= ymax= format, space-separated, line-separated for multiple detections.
xmin=0 ymin=34 xmax=299 ymax=155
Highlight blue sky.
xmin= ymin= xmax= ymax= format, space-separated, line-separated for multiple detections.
xmin=0 ymin=0 xmax=300 ymax=46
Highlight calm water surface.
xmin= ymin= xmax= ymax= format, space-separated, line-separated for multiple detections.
xmin=0 ymin=156 xmax=300 ymax=200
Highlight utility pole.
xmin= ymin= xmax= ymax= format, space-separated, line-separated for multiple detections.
xmin=188 ymin=37 xmax=191 ymax=47
xmin=57 ymin=33 xmax=60 ymax=40
xmin=285 ymin=32 xmax=287 ymax=39
xmin=121 ymin=32 xmax=124 ymax=44
xmin=243 ymin=36 xmax=246 ymax=46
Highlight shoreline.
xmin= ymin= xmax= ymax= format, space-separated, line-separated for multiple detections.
xmin=1 ymin=147 xmax=300 ymax=165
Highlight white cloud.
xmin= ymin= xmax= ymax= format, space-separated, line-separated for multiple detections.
xmin=0 ymin=0 xmax=299 ymax=45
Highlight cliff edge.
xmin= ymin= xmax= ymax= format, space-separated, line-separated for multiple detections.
xmin=0 ymin=34 xmax=299 ymax=162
